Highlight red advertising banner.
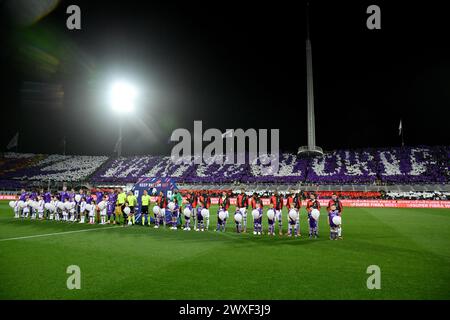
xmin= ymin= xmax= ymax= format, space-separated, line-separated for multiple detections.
xmin=338 ymin=199 xmax=450 ymax=209
xmin=194 ymin=198 xmax=450 ymax=209
xmin=4 ymin=195 xmax=448 ymax=209
xmin=0 ymin=195 xmax=18 ymax=200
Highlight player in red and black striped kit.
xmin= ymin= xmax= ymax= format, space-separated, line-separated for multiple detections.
xmin=186 ymin=192 xmax=198 ymax=230
xmin=216 ymin=192 xmax=230 ymax=232
xmin=154 ymin=191 xmax=167 ymax=228
xmin=306 ymin=192 xmax=321 ymax=235
xmin=250 ymin=193 xmax=264 ymax=235
xmin=327 ymin=193 xmax=343 ymax=239
xmin=235 ymin=190 xmax=249 ymax=233
xmin=285 ymin=193 xmax=294 ymax=209
xmin=270 ymin=191 xmax=284 ymax=235
xmin=286 ymin=191 xmax=302 ymax=237
xmin=196 ymin=192 xmax=211 ymax=231
xmin=293 ymin=192 xmax=302 ymax=211
xmin=285 ymin=191 xmax=302 ymax=211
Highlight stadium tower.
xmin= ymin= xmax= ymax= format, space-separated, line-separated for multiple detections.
xmin=298 ymin=2 xmax=323 ymax=156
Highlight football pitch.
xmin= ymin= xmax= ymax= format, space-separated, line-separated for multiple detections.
xmin=0 ymin=200 xmax=449 ymax=300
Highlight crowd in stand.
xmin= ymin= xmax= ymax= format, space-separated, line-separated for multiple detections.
xmin=383 ymin=191 xmax=449 ymax=200
xmin=178 ymin=189 xmax=449 ymax=200
xmin=0 ymin=146 xmax=448 ymax=186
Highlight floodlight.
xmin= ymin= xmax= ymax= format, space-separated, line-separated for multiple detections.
xmin=109 ymin=81 xmax=138 ymax=113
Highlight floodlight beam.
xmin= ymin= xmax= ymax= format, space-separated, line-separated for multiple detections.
xmin=109 ymin=81 xmax=138 ymax=114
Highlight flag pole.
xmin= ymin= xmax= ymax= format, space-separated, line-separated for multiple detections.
xmin=118 ymin=121 xmax=122 ymax=158
xmin=399 ymin=119 xmax=404 ymax=148
xmin=401 ymin=127 xmax=405 ymax=147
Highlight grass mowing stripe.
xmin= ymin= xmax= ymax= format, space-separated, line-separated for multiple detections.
xmin=0 ymin=226 xmax=119 ymax=242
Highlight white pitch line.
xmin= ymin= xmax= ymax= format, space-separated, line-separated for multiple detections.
xmin=0 ymin=226 xmax=119 ymax=242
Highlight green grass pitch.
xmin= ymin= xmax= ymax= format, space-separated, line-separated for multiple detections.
xmin=0 ymin=200 xmax=449 ymax=300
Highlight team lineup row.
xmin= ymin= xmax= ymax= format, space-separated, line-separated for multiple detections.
xmin=7 ymin=187 xmax=344 ymax=240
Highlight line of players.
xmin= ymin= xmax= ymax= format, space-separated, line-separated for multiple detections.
xmin=176 ymin=189 xmax=343 ymax=239
xmin=9 ymin=187 xmax=139 ymax=225
xmin=8 ymin=187 xmax=344 ymax=240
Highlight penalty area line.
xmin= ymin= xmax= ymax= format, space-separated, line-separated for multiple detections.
xmin=0 ymin=226 xmax=119 ymax=242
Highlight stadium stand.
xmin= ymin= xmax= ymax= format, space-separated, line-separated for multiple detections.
xmin=0 ymin=153 xmax=108 ymax=182
xmin=384 ymin=190 xmax=449 ymax=200
xmin=0 ymin=146 xmax=448 ymax=191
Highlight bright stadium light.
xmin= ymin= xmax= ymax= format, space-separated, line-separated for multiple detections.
xmin=109 ymin=80 xmax=138 ymax=158
xmin=109 ymin=81 xmax=138 ymax=113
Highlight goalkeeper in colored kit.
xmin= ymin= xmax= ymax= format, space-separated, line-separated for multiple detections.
xmin=171 ymin=189 xmax=183 ymax=227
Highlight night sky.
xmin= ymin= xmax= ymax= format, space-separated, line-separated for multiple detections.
xmin=1 ymin=0 xmax=449 ymax=156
